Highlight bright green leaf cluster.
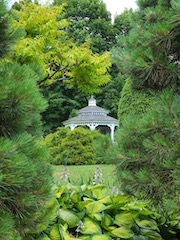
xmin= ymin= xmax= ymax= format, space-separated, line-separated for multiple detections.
xmin=29 ymin=182 xmax=179 ymax=240
xmin=10 ymin=1 xmax=111 ymax=93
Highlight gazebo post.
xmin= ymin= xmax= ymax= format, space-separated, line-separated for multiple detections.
xmin=109 ymin=124 xmax=115 ymax=142
xmin=70 ymin=124 xmax=76 ymax=130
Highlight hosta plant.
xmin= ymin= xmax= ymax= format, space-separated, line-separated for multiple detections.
xmin=31 ymin=183 xmax=179 ymax=240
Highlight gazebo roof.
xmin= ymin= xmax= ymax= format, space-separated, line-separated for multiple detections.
xmin=63 ymin=97 xmax=118 ymax=126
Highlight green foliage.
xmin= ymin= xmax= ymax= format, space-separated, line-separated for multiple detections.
xmin=92 ymin=134 xmax=112 ymax=164
xmin=43 ymin=127 xmax=97 ymax=165
xmin=41 ymin=81 xmax=87 ymax=134
xmin=40 ymin=0 xmax=122 ymax=133
xmin=0 ymin=62 xmax=46 ymax=137
xmin=115 ymin=90 xmax=180 ymax=216
xmin=0 ymin=3 xmax=53 ymax=236
xmin=0 ymin=0 xmax=10 ymax=57
xmin=113 ymin=0 xmax=180 ymax=91
xmin=0 ymin=134 xmax=53 ymax=237
xmin=0 ymin=62 xmax=53 ymax=238
xmin=43 ymin=127 xmax=112 ymax=165
xmin=10 ymin=1 xmax=111 ymax=93
xmin=53 ymin=0 xmax=115 ymax=53
xmin=30 ymin=182 xmax=179 ymax=239
xmin=113 ymin=9 xmax=133 ymax=37
xmin=118 ymin=78 xmax=157 ymax=124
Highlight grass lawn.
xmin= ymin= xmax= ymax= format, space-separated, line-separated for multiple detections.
xmin=52 ymin=164 xmax=117 ymax=185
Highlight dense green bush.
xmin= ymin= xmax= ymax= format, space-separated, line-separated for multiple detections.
xmin=118 ymin=78 xmax=157 ymax=125
xmin=43 ymin=127 xmax=110 ymax=165
xmin=92 ymin=134 xmax=112 ymax=164
xmin=115 ymin=90 xmax=180 ymax=216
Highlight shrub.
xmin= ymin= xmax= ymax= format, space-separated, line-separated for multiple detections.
xmin=43 ymin=127 xmax=107 ymax=165
xmin=118 ymin=78 xmax=157 ymax=125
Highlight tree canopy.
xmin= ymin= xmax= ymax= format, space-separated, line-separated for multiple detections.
xmin=53 ymin=0 xmax=115 ymax=53
xmin=10 ymin=1 xmax=111 ymax=93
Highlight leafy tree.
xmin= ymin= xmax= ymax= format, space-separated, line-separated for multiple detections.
xmin=10 ymin=1 xmax=111 ymax=92
xmin=53 ymin=0 xmax=115 ymax=53
xmin=113 ymin=9 xmax=134 ymax=37
xmin=41 ymin=81 xmax=87 ymax=134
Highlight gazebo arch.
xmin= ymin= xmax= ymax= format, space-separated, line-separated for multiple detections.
xmin=63 ymin=97 xmax=118 ymax=141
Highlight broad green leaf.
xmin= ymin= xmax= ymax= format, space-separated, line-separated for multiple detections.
xmin=136 ymin=219 xmax=159 ymax=230
xmin=126 ymin=201 xmax=148 ymax=210
xmin=58 ymin=193 xmax=69 ymax=205
xmin=138 ymin=209 xmax=155 ymax=216
xmin=59 ymin=209 xmax=80 ymax=228
xmin=99 ymin=196 xmax=112 ymax=204
xmin=111 ymin=195 xmax=129 ymax=204
xmin=111 ymin=227 xmax=134 ymax=238
xmin=38 ymin=234 xmax=51 ymax=240
xmin=76 ymin=200 xmax=93 ymax=211
xmin=49 ymin=225 xmax=61 ymax=240
xmin=101 ymin=213 xmax=114 ymax=228
xmin=79 ymin=236 xmax=91 ymax=240
xmin=81 ymin=184 xmax=88 ymax=192
xmin=76 ymin=209 xmax=86 ymax=220
xmin=91 ymin=234 xmax=112 ymax=240
xmin=107 ymin=226 xmax=116 ymax=231
xmin=88 ymin=185 xmax=109 ymax=199
xmin=80 ymin=217 xmax=102 ymax=235
xmin=139 ymin=229 xmax=162 ymax=239
xmin=70 ymin=190 xmax=81 ymax=203
xmin=85 ymin=201 xmax=106 ymax=215
xmin=93 ymin=213 xmax=102 ymax=221
xmin=114 ymin=212 xmax=137 ymax=227
xmin=55 ymin=185 xmax=66 ymax=198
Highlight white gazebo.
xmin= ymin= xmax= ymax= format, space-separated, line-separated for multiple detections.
xmin=63 ymin=97 xmax=118 ymax=141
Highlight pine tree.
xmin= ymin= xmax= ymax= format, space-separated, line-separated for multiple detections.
xmin=114 ymin=0 xmax=180 ymax=91
xmin=0 ymin=2 xmax=52 ymax=238
xmin=115 ymin=90 xmax=179 ymax=210
xmin=112 ymin=0 xmax=180 ymax=218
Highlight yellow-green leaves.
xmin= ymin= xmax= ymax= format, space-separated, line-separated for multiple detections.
xmin=135 ymin=219 xmax=159 ymax=231
xmin=114 ymin=212 xmax=137 ymax=228
xmin=32 ymin=182 xmax=171 ymax=239
xmin=111 ymin=227 xmax=134 ymax=239
xmin=86 ymin=185 xmax=109 ymax=200
xmin=85 ymin=201 xmax=106 ymax=216
xmin=80 ymin=217 xmax=102 ymax=235
xmin=10 ymin=2 xmax=111 ymax=92
xmin=91 ymin=234 xmax=112 ymax=240
xmin=49 ymin=224 xmax=62 ymax=240
xmin=58 ymin=209 xmax=80 ymax=228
